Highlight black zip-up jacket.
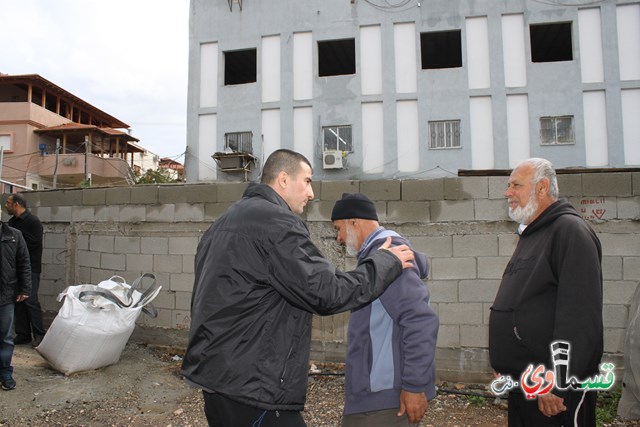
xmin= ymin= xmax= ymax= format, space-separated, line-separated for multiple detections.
xmin=0 ymin=222 xmax=32 ymax=305
xmin=489 ymin=199 xmax=603 ymax=382
xmin=8 ymin=209 xmax=43 ymax=273
xmin=181 ymin=183 xmax=403 ymax=411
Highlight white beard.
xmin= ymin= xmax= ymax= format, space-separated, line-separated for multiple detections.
xmin=345 ymin=227 xmax=359 ymax=257
xmin=508 ymin=189 xmax=539 ymax=225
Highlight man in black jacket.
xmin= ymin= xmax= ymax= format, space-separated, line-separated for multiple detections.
xmin=5 ymin=193 xmax=45 ymax=347
xmin=0 ymin=220 xmax=32 ymax=391
xmin=182 ymin=149 xmax=416 ymax=427
xmin=489 ymin=158 xmax=603 ymax=426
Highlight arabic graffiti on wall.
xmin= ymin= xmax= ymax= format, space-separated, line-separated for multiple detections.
xmin=577 ymin=197 xmax=614 ymax=221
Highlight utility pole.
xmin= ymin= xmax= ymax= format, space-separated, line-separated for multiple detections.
xmin=53 ymin=138 xmax=60 ymax=189
xmin=84 ymin=136 xmax=89 ymax=185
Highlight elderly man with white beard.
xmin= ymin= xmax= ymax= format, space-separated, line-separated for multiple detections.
xmin=489 ymin=158 xmax=603 ymax=427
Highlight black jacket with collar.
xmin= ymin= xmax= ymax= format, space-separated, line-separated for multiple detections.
xmin=8 ymin=209 xmax=43 ymax=273
xmin=0 ymin=222 xmax=32 ymax=305
xmin=182 ymin=183 xmax=402 ymax=411
xmin=489 ymin=199 xmax=603 ymax=381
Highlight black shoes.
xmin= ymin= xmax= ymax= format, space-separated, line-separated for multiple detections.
xmin=32 ymin=335 xmax=44 ymax=348
xmin=13 ymin=335 xmax=31 ymax=345
xmin=1 ymin=378 xmax=16 ymax=391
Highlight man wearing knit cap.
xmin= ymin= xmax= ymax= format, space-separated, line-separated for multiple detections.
xmin=332 ymin=193 xmax=439 ymax=427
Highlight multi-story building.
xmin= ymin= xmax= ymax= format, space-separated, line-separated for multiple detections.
xmin=186 ymin=0 xmax=640 ymax=182
xmin=0 ymin=73 xmax=144 ymax=190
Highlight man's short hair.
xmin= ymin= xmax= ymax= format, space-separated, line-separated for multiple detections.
xmin=8 ymin=193 xmax=27 ymax=208
xmin=523 ymin=158 xmax=559 ymax=199
xmin=260 ymin=149 xmax=312 ymax=184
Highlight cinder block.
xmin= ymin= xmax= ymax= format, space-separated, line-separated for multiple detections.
xmin=602 ymin=257 xmax=623 ymax=280
xmin=94 ymin=206 xmax=119 ymax=222
xmin=115 ymin=237 xmax=141 ymax=254
xmin=557 ymin=174 xmax=582 ymax=197
xmin=603 ymin=305 xmax=628 ymax=328
xmin=173 ymin=310 xmax=192 ymax=330
xmin=444 ymin=177 xmax=488 ymax=200
xmin=126 ymin=254 xmax=154 ymax=272
xmin=147 ymin=204 xmax=175 ymax=222
xmin=361 ymin=180 xmax=400 ymax=201
xmin=170 ymin=273 xmax=196 ymax=292
xmin=475 ymin=199 xmax=509 ymax=221
xmin=204 ymin=202 xmax=234 ymax=221
xmin=603 ymin=281 xmax=639 ymax=304
xmin=141 ymin=237 xmax=169 ymax=255
xmin=387 ymin=201 xmax=430 ymax=224
xmin=600 ymin=233 xmax=640 ymax=256
xmin=49 ymin=206 xmax=72 ymax=222
xmin=402 ymin=179 xmax=444 ymax=201
xmin=436 ymin=325 xmax=460 ymax=348
xmin=431 ymin=257 xmax=477 ymax=280
xmin=569 ymin=197 xmax=617 ymax=222
xmin=119 ymin=205 xmax=146 ymax=223
xmin=71 ymin=206 xmax=95 ymax=222
xmin=130 ymin=186 xmax=159 ymax=204
xmin=498 ymin=233 xmax=519 ymax=256
xmin=175 ymin=291 xmax=192 ymax=310
xmin=90 ymin=267 xmax=118 ymax=285
xmin=321 ymin=181 xmax=360 ymax=200
xmin=105 ymin=187 xmax=131 ymax=205
xmin=216 ymin=182 xmax=248 ymax=202
xmin=430 ymin=200 xmax=474 ymax=222
xmin=478 ymin=257 xmax=509 ymax=279
xmin=82 ymin=188 xmax=107 ymax=205
xmin=483 ymin=303 xmax=492 ymax=324
xmin=57 ymin=189 xmax=84 ymax=206
xmin=101 ymin=253 xmax=126 ymax=271
xmin=45 ymin=233 xmax=67 ymax=249
xmin=77 ymin=234 xmax=89 ymax=250
xmin=21 ymin=192 xmax=40 ymax=208
xmin=78 ymin=250 xmax=101 ymax=268
xmin=624 ymin=257 xmax=640 ymax=281
xmin=174 ymin=203 xmax=205 ymax=222
xmin=460 ymin=325 xmax=488 ymax=348
xmin=153 ymin=255 xmax=183 ymax=273
xmin=32 ymin=206 xmax=50 ymax=221
xmin=40 ymin=191 xmax=65 ymax=207
xmin=428 ymin=280 xmax=458 ymax=303
xmin=582 ymin=173 xmax=632 ymax=197
xmin=152 ymin=291 xmax=176 ymax=310
xmin=185 ymin=183 xmax=218 ymax=203
xmin=158 ymin=185 xmax=190 ymax=204
xmin=618 ymin=197 xmax=640 ymax=220
xmin=139 ymin=308 xmax=172 ymax=328
xmin=633 ymin=172 xmax=640 ymax=196
xmin=459 ymin=280 xmax=500 ymax=302
xmin=89 ymin=235 xmax=114 ymax=253
xmin=311 ymin=181 xmax=321 ymax=200
xmin=410 ymin=236 xmax=452 ymax=258
xmin=603 ymin=328 xmax=625 ymax=353
xmin=169 ymin=237 xmax=199 ymax=255
xmin=488 ymin=177 xmax=508 ymax=200
xmin=306 ymin=200 xmax=334 ymax=222
xmin=438 ymin=303 xmax=483 ymax=324
xmin=183 ymin=255 xmax=195 ymax=273
xmin=453 ymin=235 xmax=498 ymax=257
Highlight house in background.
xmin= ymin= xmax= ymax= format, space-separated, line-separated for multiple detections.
xmin=185 ymin=0 xmax=640 ymax=183
xmin=159 ymin=157 xmax=185 ymax=181
xmin=0 ymin=73 xmax=145 ymax=190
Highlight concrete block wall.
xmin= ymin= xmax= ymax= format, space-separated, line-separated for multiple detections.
xmin=10 ymin=172 xmax=639 ymax=382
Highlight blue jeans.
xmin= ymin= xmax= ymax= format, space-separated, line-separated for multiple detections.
xmin=0 ymin=303 xmax=15 ymax=381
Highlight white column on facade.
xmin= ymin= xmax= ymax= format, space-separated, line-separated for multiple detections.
xmin=506 ymin=94 xmax=530 ymax=167
xmin=293 ymin=32 xmax=313 ymax=100
xmin=394 ymin=23 xmax=417 ymax=94
xmin=396 ymin=100 xmax=419 ymax=172
xmin=470 ymin=96 xmax=494 ymax=169
xmin=293 ymin=107 xmax=314 ymax=164
xmin=198 ymin=114 xmax=217 ymax=180
xmin=501 ymin=14 xmax=527 ymax=88
xmin=261 ymin=109 xmax=281 ymax=161
xmin=617 ymin=4 xmax=640 ymax=81
xmin=362 ymin=102 xmax=384 ymax=174
xmin=579 ymin=8 xmax=604 ymax=83
xmin=360 ymin=25 xmax=383 ymax=96
xmin=466 ymin=16 xmax=491 ymax=90
xmin=200 ymin=43 xmax=218 ymax=108
xmin=621 ymin=89 xmax=640 ymax=165
xmin=583 ymin=91 xmax=608 ymax=166
xmin=262 ymin=35 xmax=281 ymax=103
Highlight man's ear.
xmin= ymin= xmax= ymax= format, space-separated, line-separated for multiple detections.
xmin=537 ymin=177 xmax=550 ymax=198
xmin=275 ymin=170 xmax=288 ymax=189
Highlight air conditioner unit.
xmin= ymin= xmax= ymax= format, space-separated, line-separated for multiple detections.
xmin=323 ymin=150 xmax=343 ymax=169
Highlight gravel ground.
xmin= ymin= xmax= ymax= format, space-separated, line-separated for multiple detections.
xmin=1 ymin=344 xmax=638 ymax=427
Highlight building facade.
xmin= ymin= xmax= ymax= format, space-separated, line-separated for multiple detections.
xmin=186 ymin=0 xmax=640 ymax=182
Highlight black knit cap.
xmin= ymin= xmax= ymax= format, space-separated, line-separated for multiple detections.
xmin=331 ymin=193 xmax=378 ymax=221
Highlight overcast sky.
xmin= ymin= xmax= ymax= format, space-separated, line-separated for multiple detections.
xmin=0 ymin=0 xmax=189 ymax=162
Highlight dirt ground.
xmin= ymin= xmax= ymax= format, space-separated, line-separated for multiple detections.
xmin=1 ymin=343 xmax=638 ymax=427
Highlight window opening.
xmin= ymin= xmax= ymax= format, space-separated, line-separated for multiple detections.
xmin=530 ymin=23 xmax=573 ymax=63
xmin=318 ymin=39 xmax=356 ymax=77
xmin=224 ymin=48 xmax=257 ymax=85
xmin=420 ymin=30 xmax=463 ymax=69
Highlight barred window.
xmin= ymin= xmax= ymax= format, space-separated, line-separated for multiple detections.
xmin=540 ymin=116 xmax=574 ymax=145
xmin=323 ymin=125 xmax=353 ymax=152
xmin=224 ymin=131 xmax=253 ymax=153
xmin=428 ymin=120 xmax=461 ymax=149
